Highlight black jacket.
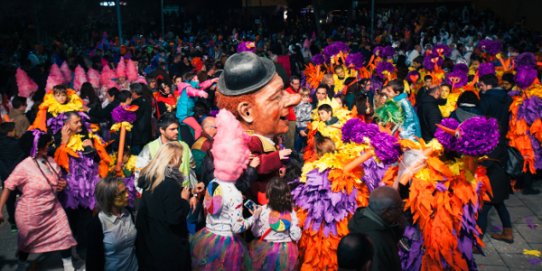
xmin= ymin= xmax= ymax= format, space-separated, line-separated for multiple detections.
xmin=417 ymin=93 xmax=443 ymax=142
xmin=479 ymin=88 xmax=512 ymax=163
xmin=135 ymin=177 xmax=191 ymax=271
xmin=0 ymin=135 xmax=25 ymax=180
xmin=348 ymin=207 xmax=402 ymax=271
xmin=131 ymin=96 xmax=153 ymax=147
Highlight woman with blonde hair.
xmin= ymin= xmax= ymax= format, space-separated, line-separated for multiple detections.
xmin=135 ymin=141 xmax=191 ymax=270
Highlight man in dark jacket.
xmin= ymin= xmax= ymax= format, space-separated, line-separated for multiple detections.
xmin=0 ymin=122 xmax=26 ymax=231
xmin=348 ymin=187 xmax=404 ymax=271
xmin=130 ymin=83 xmax=153 ymax=155
xmin=417 ymin=85 xmax=443 ymax=142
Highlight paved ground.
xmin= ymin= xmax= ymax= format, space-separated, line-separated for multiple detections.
xmin=1 ymin=182 xmax=542 ymax=270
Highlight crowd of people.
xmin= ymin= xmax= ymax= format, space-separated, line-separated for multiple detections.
xmin=0 ymin=3 xmax=541 ymax=271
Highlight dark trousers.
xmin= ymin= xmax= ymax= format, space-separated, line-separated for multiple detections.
xmin=294 ymin=127 xmax=307 ymax=154
xmin=477 ymin=202 xmax=512 ymax=235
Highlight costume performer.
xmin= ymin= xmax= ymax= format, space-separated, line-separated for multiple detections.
xmin=215 ymin=52 xmax=300 ymax=204
xmin=190 ymin=109 xmax=258 ymax=270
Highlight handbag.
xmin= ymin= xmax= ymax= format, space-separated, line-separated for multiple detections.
xmin=505 ymin=147 xmax=524 ymax=178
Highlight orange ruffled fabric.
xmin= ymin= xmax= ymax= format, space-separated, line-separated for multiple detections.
xmin=508 ymin=93 xmax=537 ymax=174
xmin=406 ymin=157 xmax=491 ymax=271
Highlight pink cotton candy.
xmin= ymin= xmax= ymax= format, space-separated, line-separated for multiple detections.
xmin=116 ymin=58 xmax=126 ymax=79
xmin=73 ymin=65 xmax=88 ymax=91
xmin=60 ymin=61 xmax=72 ymax=83
xmin=46 ymin=64 xmax=65 ymax=91
xmin=15 ymin=68 xmax=38 ymax=98
xmin=126 ymin=59 xmax=138 ymax=82
xmin=211 ymin=109 xmax=251 ymax=182
xmin=87 ymin=68 xmax=101 ymax=89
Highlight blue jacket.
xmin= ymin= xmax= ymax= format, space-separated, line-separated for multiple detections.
xmin=394 ymin=93 xmax=422 ymax=140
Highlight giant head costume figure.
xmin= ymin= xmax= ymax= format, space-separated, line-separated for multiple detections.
xmin=216 ymin=52 xmax=301 ymax=138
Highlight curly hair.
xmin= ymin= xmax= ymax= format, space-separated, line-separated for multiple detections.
xmin=215 ymin=91 xmax=257 ymax=119
xmin=266 ymin=177 xmax=293 ymax=213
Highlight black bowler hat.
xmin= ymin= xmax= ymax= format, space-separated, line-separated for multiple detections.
xmin=218 ymin=52 xmax=276 ymax=96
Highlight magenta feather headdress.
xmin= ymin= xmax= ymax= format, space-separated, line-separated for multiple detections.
xmin=341 ymin=118 xmax=401 ymax=164
xmin=73 ymin=65 xmax=88 ymax=91
xmin=60 ymin=61 xmax=72 ymax=83
xmin=116 ymin=59 xmax=126 ymax=78
xmin=87 ymin=68 xmax=101 ymax=89
xmin=446 ymin=70 xmax=468 ymax=88
xmin=372 ymin=46 xmax=383 ymax=56
xmin=322 ymin=41 xmax=350 ymax=61
xmin=407 ymin=70 xmax=420 ymax=83
xmin=237 ymin=41 xmax=256 ymax=53
xmin=46 ymin=64 xmax=65 ymax=91
xmin=375 ymin=61 xmax=396 ymax=78
xmin=477 ymin=62 xmax=495 ymax=77
xmin=453 ymin=63 xmax=469 ymax=74
xmin=211 ymin=109 xmax=251 ymax=182
xmin=433 ymin=44 xmax=451 ymax=57
xmin=126 ymin=59 xmax=138 ymax=82
xmin=311 ymin=53 xmax=325 ymax=65
xmin=515 ymin=66 xmax=538 ymax=89
xmin=15 ymin=68 xmax=38 ymax=98
xmin=515 ymin=52 xmax=537 ymax=69
xmin=423 ymin=53 xmax=443 ymax=71
xmin=135 ymin=75 xmax=148 ymax=85
xmin=345 ymin=52 xmax=365 ymax=69
xmin=477 ymin=39 xmax=502 ymax=56
xmin=381 ymin=46 xmax=395 ymax=59
xmin=435 ymin=116 xmax=499 ymax=156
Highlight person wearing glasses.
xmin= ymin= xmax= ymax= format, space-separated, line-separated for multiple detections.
xmin=86 ymin=177 xmax=138 ymax=271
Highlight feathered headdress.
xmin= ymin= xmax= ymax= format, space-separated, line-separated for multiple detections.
xmin=311 ymin=54 xmax=325 ymax=65
xmin=381 ymin=46 xmax=395 ymax=59
xmin=126 ymin=59 xmax=138 ymax=83
xmin=322 ymin=41 xmax=350 ymax=62
xmin=101 ymin=65 xmax=118 ymax=89
xmin=237 ymin=41 xmax=256 ymax=53
xmin=60 ymin=61 xmax=72 ymax=83
xmin=515 ymin=66 xmax=538 ymax=89
xmin=46 ymin=64 xmax=65 ymax=91
xmin=345 ymin=52 xmax=365 ymax=69
xmin=446 ymin=69 xmax=468 ymax=89
xmin=433 ymin=44 xmax=451 ymax=58
xmin=453 ymin=63 xmax=469 ymax=74
xmin=87 ymin=68 xmax=101 ymax=89
xmin=73 ymin=65 xmax=88 ymax=91
xmin=435 ymin=116 xmax=499 ymax=156
xmin=515 ymin=52 xmax=537 ymax=69
xmin=477 ymin=39 xmax=502 ymax=56
xmin=423 ymin=53 xmax=443 ymax=71
xmin=116 ymin=59 xmax=126 ymax=78
xmin=407 ymin=70 xmax=420 ymax=84
xmin=375 ymin=61 xmax=396 ymax=79
xmin=211 ymin=109 xmax=251 ymax=182
xmin=375 ymin=100 xmax=404 ymax=126
xmin=16 ymin=68 xmax=38 ymax=98
xmin=477 ymin=62 xmax=495 ymax=77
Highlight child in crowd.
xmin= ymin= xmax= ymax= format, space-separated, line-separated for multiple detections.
xmin=249 ymin=177 xmax=301 ymax=271
xmin=317 ymin=104 xmax=340 ymax=127
xmin=176 ymin=72 xmax=218 ymax=140
xmin=294 ymin=88 xmax=312 ymax=153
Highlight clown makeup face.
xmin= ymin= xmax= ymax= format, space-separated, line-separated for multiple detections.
xmin=239 ymin=74 xmax=301 ymax=137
